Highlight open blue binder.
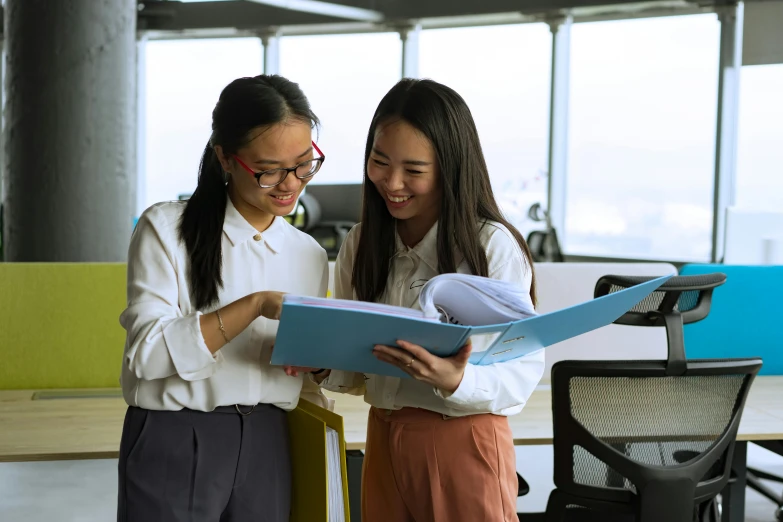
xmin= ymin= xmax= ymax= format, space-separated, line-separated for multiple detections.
xmin=271 ymin=275 xmax=671 ymax=379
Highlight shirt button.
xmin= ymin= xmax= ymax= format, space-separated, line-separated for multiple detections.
xmin=396 ymin=281 xmax=402 ymax=288
xmin=253 ymin=233 xmax=262 ymax=241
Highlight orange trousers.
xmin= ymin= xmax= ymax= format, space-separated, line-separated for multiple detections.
xmin=361 ymin=406 xmax=518 ymax=522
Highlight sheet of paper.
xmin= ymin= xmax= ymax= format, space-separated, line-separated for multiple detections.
xmin=285 ymin=295 xmax=432 ymax=321
xmin=468 ymin=331 xmax=503 ymax=353
xmin=326 ymin=427 xmax=345 ymax=522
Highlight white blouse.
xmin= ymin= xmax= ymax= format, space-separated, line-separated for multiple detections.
xmin=321 ymin=221 xmax=545 ymax=417
xmin=119 ymin=197 xmax=329 ymax=412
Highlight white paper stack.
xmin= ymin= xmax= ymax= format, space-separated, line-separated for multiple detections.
xmin=326 ymin=427 xmax=345 ymax=522
xmin=284 ymin=294 xmax=433 ymax=321
xmin=418 ymin=273 xmax=537 ymax=326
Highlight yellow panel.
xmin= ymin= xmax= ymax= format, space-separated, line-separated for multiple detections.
xmin=0 ymin=263 xmax=127 ymax=389
xmin=288 ymin=407 xmax=328 ymax=522
xmin=296 ymin=398 xmax=351 ymax=522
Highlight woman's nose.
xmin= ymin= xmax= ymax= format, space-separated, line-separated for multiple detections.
xmin=277 ymin=171 xmax=302 ymax=193
xmin=384 ymin=168 xmax=405 ymax=192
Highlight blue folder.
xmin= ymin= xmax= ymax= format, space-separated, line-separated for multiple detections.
xmin=271 ymin=275 xmax=671 ymax=379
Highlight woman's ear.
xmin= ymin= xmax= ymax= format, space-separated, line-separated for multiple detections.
xmin=213 ymin=145 xmax=232 ymax=172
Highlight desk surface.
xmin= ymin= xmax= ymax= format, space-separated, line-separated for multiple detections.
xmin=1 ymin=377 xmax=782 ymax=462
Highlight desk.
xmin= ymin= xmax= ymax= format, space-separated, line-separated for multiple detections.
xmin=1 ymin=379 xmax=781 ymax=522
xmin=1 ymin=377 xmax=782 ymax=462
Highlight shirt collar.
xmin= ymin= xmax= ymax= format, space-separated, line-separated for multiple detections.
xmin=223 ymin=195 xmax=286 ymax=253
xmin=395 ymin=221 xmax=440 ymax=272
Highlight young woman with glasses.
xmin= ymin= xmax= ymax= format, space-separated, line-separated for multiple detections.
xmin=308 ymin=78 xmax=545 ymax=521
xmin=117 ymin=74 xmax=329 ymax=522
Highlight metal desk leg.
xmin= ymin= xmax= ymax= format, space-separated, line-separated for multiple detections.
xmin=721 ymin=441 xmax=747 ymax=522
xmin=346 ymin=449 xmax=364 ymax=522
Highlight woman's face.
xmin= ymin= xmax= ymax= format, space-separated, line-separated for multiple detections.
xmin=218 ymin=120 xmax=317 ymax=221
xmin=367 ymin=119 xmax=441 ymax=228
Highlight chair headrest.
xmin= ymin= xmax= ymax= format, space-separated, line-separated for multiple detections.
xmin=594 ymin=273 xmax=727 ymax=326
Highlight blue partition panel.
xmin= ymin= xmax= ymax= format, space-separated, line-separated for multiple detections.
xmin=680 ymin=264 xmax=782 ymax=375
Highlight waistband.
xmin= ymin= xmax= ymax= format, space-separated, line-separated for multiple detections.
xmin=210 ymin=404 xmax=278 ymax=416
xmin=370 ymin=406 xmax=503 ymax=425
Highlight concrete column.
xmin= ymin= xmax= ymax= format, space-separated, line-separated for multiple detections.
xmin=1 ymin=39 xmax=5 ymax=260
xmin=3 ymin=0 xmax=137 ymax=262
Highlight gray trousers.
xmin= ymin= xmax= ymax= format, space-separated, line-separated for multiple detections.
xmin=117 ymin=404 xmax=291 ymax=522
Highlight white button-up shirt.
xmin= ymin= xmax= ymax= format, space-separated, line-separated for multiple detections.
xmin=120 ymin=198 xmax=329 ymax=412
xmin=321 ymin=222 xmax=545 ymax=417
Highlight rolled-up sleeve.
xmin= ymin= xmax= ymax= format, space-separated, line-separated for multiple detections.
xmin=319 ymin=225 xmax=367 ymax=396
xmin=435 ymin=226 xmax=545 ymax=415
xmin=119 ymin=208 xmax=222 ymax=382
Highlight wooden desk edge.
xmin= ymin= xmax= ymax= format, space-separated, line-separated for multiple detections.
xmin=4 ymin=432 xmax=779 ymax=463
xmin=0 ymin=451 xmax=120 ymax=463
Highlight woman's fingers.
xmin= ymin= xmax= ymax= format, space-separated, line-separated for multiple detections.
xmin=373 ymin=350 xmax=417 ymax=377
xmin=283 ymin=365 xmax=319 ymax=377
xmin=372 ymin=344 xmax=412 ymax=365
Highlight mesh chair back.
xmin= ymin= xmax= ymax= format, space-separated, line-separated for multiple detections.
xmin=551 ymin=358 xmax=761 ymax=522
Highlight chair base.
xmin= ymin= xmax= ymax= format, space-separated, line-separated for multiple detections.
xmin=747 ymin=469 xmax=783 ymax=520
xmin=747 ymin=440 xmax=783 ymax=520
xmin=544 ymin=489 xmax=637 ymax=522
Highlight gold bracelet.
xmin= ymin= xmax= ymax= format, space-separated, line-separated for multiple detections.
xmin=215 ymin=309 xmax=230 ymax=343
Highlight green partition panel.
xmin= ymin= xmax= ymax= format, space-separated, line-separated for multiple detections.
xmin=0 ymin=263 xmax=127 ymax=389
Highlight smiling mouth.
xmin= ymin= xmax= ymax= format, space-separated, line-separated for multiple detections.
xmin=387 ymin=194 xmax=412 ymax=203
xmin=271 ymin=193 xmax=294 ymax=201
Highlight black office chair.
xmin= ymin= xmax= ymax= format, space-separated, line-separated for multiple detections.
xmin=293 ymin=192 xmax=355 ymax=260
xmin=544 ymin=274 xmax=763 ymax=522
xmin=526 ymin=203 xmax=564 ymax=263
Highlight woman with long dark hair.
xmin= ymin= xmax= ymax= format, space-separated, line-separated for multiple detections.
xmin=117 ymin=75 xmax=329 ymax=522
xmin=315 ymin=78 xmax=545 ymax=521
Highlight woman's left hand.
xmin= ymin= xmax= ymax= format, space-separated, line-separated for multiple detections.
xmin=283 ymin=365 xmax=321 ymax=377
xmin=373 ymin=340 xmax=472 ymax=395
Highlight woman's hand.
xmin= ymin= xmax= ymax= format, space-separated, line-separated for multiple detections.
xmin=255 ymin=291 xmax=286 ymax=320
xmin=373 ymin=340 xmax=472 ymax=395
xmin=283 ymin=366 xmax=323 ymax=378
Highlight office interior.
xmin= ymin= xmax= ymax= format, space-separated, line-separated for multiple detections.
xmin=0 ymin=0 xmax=782 ymax=521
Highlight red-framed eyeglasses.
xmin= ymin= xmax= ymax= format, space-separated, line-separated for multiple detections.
xmin=233 ymin=141 xmax=325 ymax=189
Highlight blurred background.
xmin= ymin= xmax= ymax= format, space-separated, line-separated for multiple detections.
xmin=1 ymin=1 xmax=782 ymax=520
xmin=0 ymin=0 xmax=781 ymax=265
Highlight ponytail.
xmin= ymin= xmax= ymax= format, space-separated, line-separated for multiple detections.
xmin=178 ymin=143 xmax=228 ymax=310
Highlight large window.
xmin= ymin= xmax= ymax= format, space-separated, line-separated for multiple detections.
xmin=144 ymin=38 xmax=262 ymax=209
xmin=736 ymin=64 xmax=783 ymax=212
xmin=280 ymin=33 xmax=402 ymax=184
xmin=419 ymin=24 xmax=552 ymax=234
xmin=565 ymin=15 xmax=720 ymax=261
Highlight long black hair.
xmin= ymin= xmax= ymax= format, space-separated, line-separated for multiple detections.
xmin=178 ymin=75 xmax=319 ymax=310
xmin=353 ymin=78 xmax=537 ymax=305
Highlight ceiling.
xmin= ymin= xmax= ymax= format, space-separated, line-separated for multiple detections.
xmin=0 ymin=0 xmax=749 ymax=38
xmin=136 ymin=0 xmax=739 ymax=33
